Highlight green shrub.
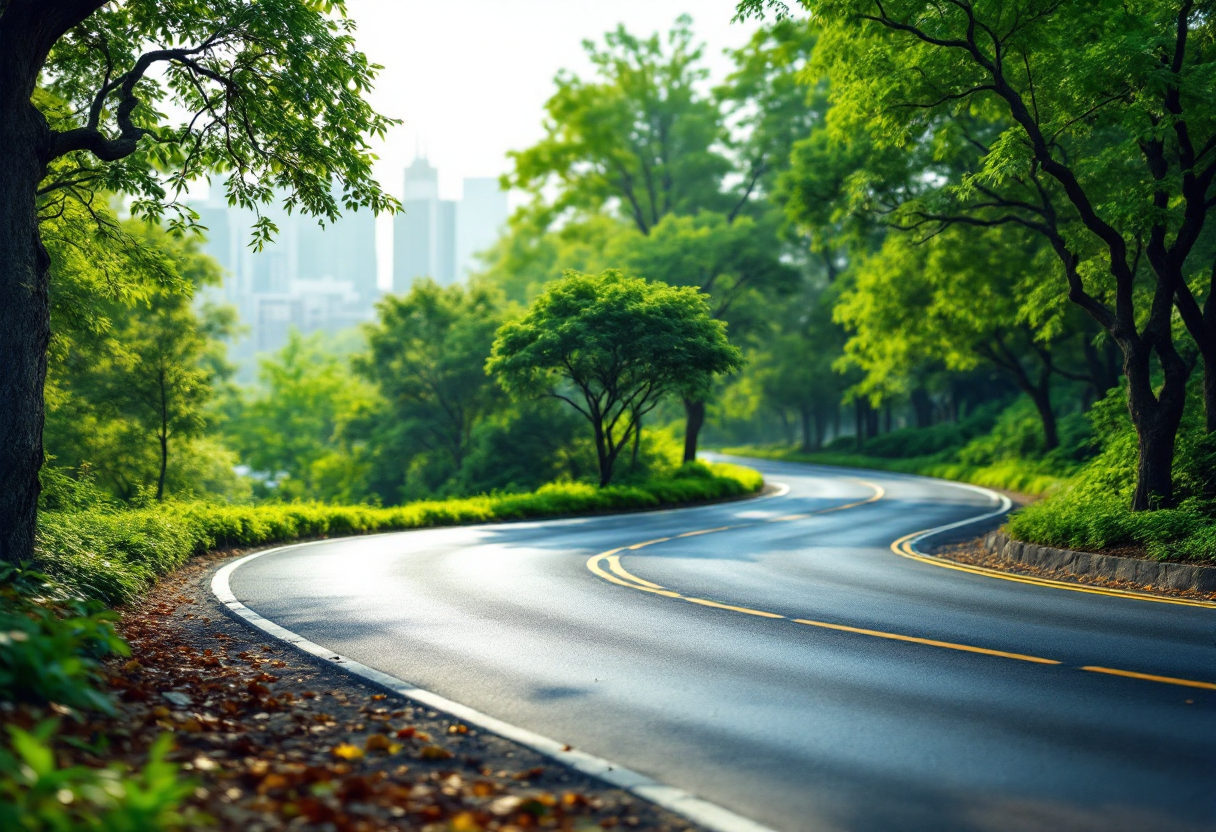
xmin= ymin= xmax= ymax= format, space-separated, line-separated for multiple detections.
xmin=1005 ymin=385 xmax=1216 ymax=561
xmin=35 ymin=462 xmax=763 ymax=605
xmin=0 ymin=565 xmax=128 ymax=713
xmin=0 ymin=724 xmax=194 ymax=831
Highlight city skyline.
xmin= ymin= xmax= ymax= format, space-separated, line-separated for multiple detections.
xmin=196 ymin=158 xmax=509 ymax=373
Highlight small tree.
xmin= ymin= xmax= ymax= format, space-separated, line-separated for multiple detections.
xmin=488 ymin=270 xmax=741 ymax=486
xmin=356 ymin=280 xmax=504 ymax=474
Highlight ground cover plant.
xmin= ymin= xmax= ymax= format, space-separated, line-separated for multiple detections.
xmin=35 ymin=461 xmax=762 ymax=607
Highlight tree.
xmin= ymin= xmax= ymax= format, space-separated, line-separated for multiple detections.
xmin=44 ymin=215 xmax=239 ymax=501
xmin=620 ymin=211 xmax=799 ymax=460
xmin=716 ymin=18 xmax=825 ymax=222
xmin=504 ymin=16 xmax=730 ymax=234
xmin=836 ymin=225 xmax=1094 ymax=450
xmin=488 ymin=270 xmax=742 ymax=486
xmin=0 ymin=0 xmax=395 ymax=561
xmin=226 ymin=331 xmax=375 ymax=500
xmin=741 ymin=0 xmax=1216 ymax=509
xmin=356 ymin=281 xmax=504 ymax=476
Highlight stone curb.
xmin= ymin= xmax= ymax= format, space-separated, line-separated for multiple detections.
xmin=983 ymin=530 xmax=1216 ymax=593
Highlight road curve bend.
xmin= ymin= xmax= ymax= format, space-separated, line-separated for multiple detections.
xmin=220 ymin=457 xmax=1216 ymax=832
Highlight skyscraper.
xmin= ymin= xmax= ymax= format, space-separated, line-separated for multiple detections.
xmin=393 ymin=157 xmax=456 ymax=291
xmin=190 ymin=186 xmax=379 ymax=376
xmin=456 ymin=177 xmax=509 ymax=279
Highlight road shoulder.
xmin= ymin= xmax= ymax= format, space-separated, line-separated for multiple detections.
xmin=110 ymin=547 xmax=705 ymax=832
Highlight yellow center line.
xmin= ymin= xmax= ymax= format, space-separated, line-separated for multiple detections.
xmin=1081 ymin=666 xmax=1216 ymax=691
xmin=629 ymin=537 xmax=671 ymax=549
xmin=676 ymin=526 xmax=735 ymax=538
xmin=584 ymin=478 xmax=1211 ymax=694
xmin=792 ymin=618 xmax=1060 ymax=665
xmin=606 ymin=554 xmax=666 ymax=590
xmin=687 ymin=598 xmax=786 ymax=618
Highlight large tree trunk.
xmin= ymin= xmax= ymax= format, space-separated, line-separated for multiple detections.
xmin=1123 ymin=338 xmax=1189 ymax=510
xmin=682 ymin=398 xmax=705 ymax=464
xmin=799 ymin=404 xmax=812 ymax=452
xmin=1205 ymin=358 xmax=1216 ymax=434
xmin=592 ymin=420 xmax=613 ymax=487
xmin=0 ymin=107 xmax=50 ymax=564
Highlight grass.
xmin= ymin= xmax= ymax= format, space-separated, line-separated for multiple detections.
xmin=34 ymin=461 xmax=764 ymax=605
xmin=719 ymin=446 xmax=1069 ymax=497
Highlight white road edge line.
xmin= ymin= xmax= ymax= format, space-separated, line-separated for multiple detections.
xmin=903 ymin=480 xmax=1013 ymax=554
xmin=212 ymin=545 xmax=780 ymax=832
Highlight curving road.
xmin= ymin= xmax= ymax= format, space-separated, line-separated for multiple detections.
xmin=224 ymin=458 xmax=1216 ymax=832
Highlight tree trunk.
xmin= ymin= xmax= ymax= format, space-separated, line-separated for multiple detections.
xmin=630 ymin=413 xmax=641 ymax=471
xmin=0 ymin=108 xmax=50 ymax=565
xmin=911 ymin=388 xmax=933 ymax=428
xmin=1028 ymin=386 xmax=1059 ymax=451
xmin=1124 ymin=340 xmax=1189 ymax=510
xmin=682 ymin=398 xmax=705 ymax=464
xmin=1205 ymin=358 xmax=1216 ymax=434
xmin=594 ymin=422 xmax=613 ymax=487
xmin=799 ymin=405 xmax=812 ymax=452
xmin=156 ymin=432 xmax=169 ymax=501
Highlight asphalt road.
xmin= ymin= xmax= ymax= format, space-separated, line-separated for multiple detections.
xmin=226 ymin=458 xmax=1216 ymax=832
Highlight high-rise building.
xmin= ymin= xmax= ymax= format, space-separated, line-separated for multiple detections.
xmin=297 ymin=203 xmax=378 ymax=306
xmin=190 ymin=186 xmax=380 ymax=378
xmin=393 ymin=157 xmax=457 ymax=291
xmin=456 ymin=177 xmax=509 ymax=279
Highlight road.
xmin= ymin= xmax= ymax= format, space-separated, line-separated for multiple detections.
xmin=225 ymin=458 xmax=1216 ymax=832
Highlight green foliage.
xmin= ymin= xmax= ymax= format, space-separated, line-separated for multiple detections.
xmin=35 ymin=463 xmax=764 ymax=606
xmin=505 ymin=15 xmax=730 ymax=234
xmin=489 ymin=270 xmax=743 ymax=485
xmin=852 ymin=401 xmax=1005 ymax=459
xmin=225 ymin=330 xmax=378 ymax=501
xmin=357 ymin=281 xmax=505 ymax=473
xmin=0 ymin=565 xmax=128 ymax=713
xmin=1007 ymin=387 xmax=1216 ymax=561
xmin=620 ymin=211 xmax=801 ymax=336
xmin=45 ymin=216 xmax=240 ymax=504
xmin=42 ymin=0 xmax=397 ymax=236
xmin=0 ymin=724 xmax=193 ymax=832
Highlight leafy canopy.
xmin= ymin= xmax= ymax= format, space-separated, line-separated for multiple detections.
xmin=356 ymin=281 xmax=504 ymax=470
xmin=504 ymin=15 xmax=730 ymax=234
xmin=40 ymin=0 xmax=398 ymax=243
xmin=488 ymin=270 xmax=741 ymax=485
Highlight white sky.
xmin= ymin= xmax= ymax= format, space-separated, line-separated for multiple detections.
xmin=338 ymin=0 xmax=763 ymax=287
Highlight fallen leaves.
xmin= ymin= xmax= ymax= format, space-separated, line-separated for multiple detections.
xmin=331 ymin=742 xmax=364 ymax=760
xmin=8 ymin=551 xmax=699 ymax=832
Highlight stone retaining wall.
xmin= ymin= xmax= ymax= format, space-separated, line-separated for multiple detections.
xmin=982 ymin=531 xmax=1216 ymax=593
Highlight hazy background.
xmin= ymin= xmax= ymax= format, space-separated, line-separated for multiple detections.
xmin=341 ymin=0 xmax=762 ymax=289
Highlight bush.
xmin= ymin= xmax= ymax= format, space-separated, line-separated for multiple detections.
xmin=0 ymin=565 xmax=128 ymax=713
xmin=1005 ymin=385 xmax=1216 ymax=561
xmin=0 ymin=724 xmax=193 ymax=831
xmin=35 ymin=462 xmax=764 ymax=605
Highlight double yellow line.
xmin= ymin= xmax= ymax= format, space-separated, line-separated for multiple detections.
xmin=585 ymin=482 xmax=1216 ymax=693
xmin=889 ymin=531 xmax=1216 ymax=609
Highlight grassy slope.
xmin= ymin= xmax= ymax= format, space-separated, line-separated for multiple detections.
xmin=720 ymin=446 xmax=1067 ymax=497
xmin=35 ymin=462 xmax=763 ymax=605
